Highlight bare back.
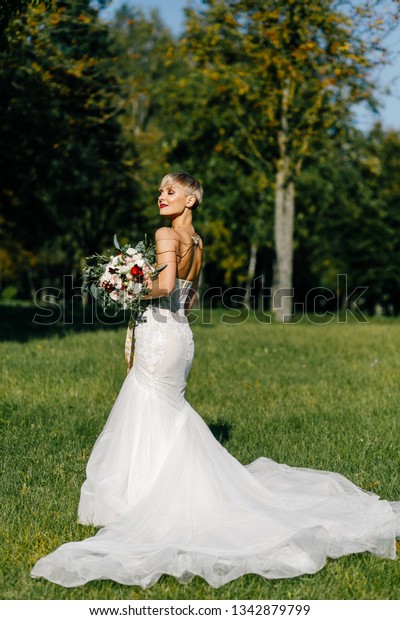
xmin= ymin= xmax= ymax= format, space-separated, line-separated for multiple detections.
xmin=154 ymin=226 xmax=203 ymax=312
xmin=173 ymin=228 xmax=203 ymax=284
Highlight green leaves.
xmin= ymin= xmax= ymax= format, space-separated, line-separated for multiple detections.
xmin=1 ymin=0 xmax=400 ymax=314
xmin=0 ymin=0 xmax=139 ymax=297
xmin=113 ymin=234 xmax=121 ymax=251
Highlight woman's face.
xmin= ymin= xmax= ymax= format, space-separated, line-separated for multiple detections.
xmin=158 ymin=183 xmax=191 ymax=217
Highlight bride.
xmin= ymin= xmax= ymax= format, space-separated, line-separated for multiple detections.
xmin=31 ymin=171 xmax=399 ymax=588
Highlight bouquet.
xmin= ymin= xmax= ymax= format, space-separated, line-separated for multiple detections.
xmin=82 ymin=234 xmax=164 ymax=370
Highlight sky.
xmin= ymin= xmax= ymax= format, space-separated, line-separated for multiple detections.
xmin=101 ymin=0 xmax=400 ymax=131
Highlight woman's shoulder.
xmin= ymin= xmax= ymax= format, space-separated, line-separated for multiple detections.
xmin=155 ymin=227 xmax=180 ymax=243
xmin=155 ymin=226 xmax=203 ymax=251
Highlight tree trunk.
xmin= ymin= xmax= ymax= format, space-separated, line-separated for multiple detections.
xmin=272 ymin=80 xmax=295 ymax=323
xmin=244 ymin=242 xmax=258 ymax=308
xmin=272 ymin=155 xmax=295 ymax=322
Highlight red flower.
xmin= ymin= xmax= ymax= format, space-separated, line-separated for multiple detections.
xmin=131 ymin=266 xmax=143 ymax=278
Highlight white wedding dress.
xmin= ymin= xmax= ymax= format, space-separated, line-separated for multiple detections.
xmin=31 ymin=279 xmax=400 ymax=588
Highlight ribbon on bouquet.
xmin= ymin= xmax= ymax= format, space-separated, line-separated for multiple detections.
xmin=124 ymin=322 xmax=135 ymax=373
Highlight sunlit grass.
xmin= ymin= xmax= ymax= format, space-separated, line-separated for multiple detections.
xmin=1 ymin=307 xmax=399 ymax=599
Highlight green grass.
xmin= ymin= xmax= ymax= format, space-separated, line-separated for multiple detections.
xmin=1 ymin=304 xmax=400 ymax=600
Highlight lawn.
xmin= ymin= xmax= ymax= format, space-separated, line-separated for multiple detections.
xmin=1 ymin=304 xmax=399 ymax=600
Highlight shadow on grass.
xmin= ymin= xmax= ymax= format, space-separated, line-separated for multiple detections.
xmin=0 ymin=302 xmax=126 ymax=342
xmin=2 ymin=301 xmax=384 ymax=344
xmin=208 ymin=422 xmax=231 ymax=445
xmin=0 ymin=301 xmax=220 ymax=343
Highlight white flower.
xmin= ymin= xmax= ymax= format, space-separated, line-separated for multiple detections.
xmin=111 ymin=256 xmax=122 ymax=267
xmin=100 ymin=271 xmax=112 ymax=283
xmin=109 ymin=290 xmax=120 ymax=302
xmin=132 ymin=282 xmax=142 ymax=295
xmin=127 ymin=248 xmax=145 ymax=261
xmin=143 ymin=263 xmax=154 ymax=274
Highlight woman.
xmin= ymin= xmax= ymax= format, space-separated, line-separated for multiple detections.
xmin=31 ymin=171 xmax=399 ymax=588
xmin=77 ymin=171 xmax=204 ymax=528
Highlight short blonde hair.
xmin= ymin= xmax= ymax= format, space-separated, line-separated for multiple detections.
xmin=160 ymin=171 xmax=203 ymax=209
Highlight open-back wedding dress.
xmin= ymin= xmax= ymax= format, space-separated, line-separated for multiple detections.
xmin=31 ymin=278 xmax=400 ymax=588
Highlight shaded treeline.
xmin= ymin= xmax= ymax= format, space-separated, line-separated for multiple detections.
xmin=1 ymin=0 xmax=399 ymax=316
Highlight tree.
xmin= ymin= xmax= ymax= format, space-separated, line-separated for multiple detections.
xmin=183 ymin=0 xmax=400 ymax=320
xmin=108 ymin=4 xmax=183 ymax=229
xmin=294 ymin=123 xmax=400 ymax=315
xmin=0 ymin=1 xmax=52 ymax=50
xmin=0 ymin=0 xmax=138 ymax=297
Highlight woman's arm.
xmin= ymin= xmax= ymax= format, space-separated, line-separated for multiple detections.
xmin=144 ymin=228 xmax=178 ymax=299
